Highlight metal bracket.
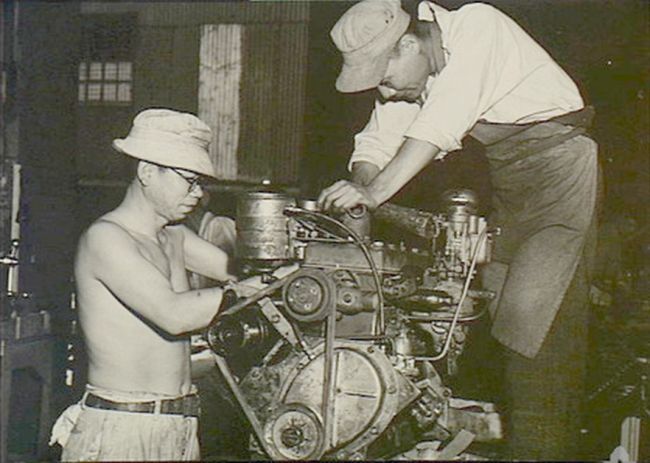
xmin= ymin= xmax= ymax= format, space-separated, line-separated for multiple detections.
xmin=258 ymin=297 xmax=310 ymax=356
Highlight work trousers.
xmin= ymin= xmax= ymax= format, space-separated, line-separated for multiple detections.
xmin=503 ymin=244 xmax=591 ymax=460
xmin=482 ymin=120 xmax=600 ymax=460
xmin=51 ymin=385 xmax=200 ymax=461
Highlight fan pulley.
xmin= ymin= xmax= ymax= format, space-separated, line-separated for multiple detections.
xmin=263 ymin=403 xmax=325 ymax=460
xmin=282 ymin=269 xmax=336 ymax=322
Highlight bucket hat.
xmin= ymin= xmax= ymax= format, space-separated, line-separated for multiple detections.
xmin=113 ymin=108 xmax=216 ymax=178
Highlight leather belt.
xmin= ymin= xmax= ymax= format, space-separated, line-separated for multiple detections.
xmin=84 ymin=392 xmax=200 ymax=417
xmin=487 ymin=125 xmax=588 ymax=172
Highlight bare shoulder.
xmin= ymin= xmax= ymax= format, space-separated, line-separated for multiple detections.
xmin=81 ymin=218 xmax=133 ymax=249
xmin=77 ymin=217 xmax=137 ymax=268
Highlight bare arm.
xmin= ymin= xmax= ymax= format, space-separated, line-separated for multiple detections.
xmin=176 ymin=224 xmax=234 ymax=282
xmin=350 ymin=161 xmax=380 ymax=186
xmin=318 ymin=138 xmax=441 ymax=211
xmin=158 ymin=225 xmax=190 ymax=292
xmin=228 ymin=263 xmax=300 ymax=297
xmin=82 ymin=221 xmax=224 ymax=335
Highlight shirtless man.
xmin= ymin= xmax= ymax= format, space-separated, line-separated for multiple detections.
xmin=50 ymin=108 xmax=282 ymax=461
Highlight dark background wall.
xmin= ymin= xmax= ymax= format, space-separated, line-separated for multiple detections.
xmin=1 ymin=3 xmax=81 ymax=460
xmin=11 ymin=2 xmax=80 ymax=314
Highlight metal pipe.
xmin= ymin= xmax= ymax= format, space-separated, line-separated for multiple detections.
xmin=7 ymin=164 xmax=21 ymax=294
xmin=415 ymin=230 xmax=487 ymax=362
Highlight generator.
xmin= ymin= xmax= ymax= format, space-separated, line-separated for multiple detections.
xmin=205 ymin=190 xmax=501 ymax=460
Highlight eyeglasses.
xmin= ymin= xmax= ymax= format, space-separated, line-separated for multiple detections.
xmin=168 ymin=167 xmax=205 ymax=193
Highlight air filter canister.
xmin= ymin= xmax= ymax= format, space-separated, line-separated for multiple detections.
xmin=236 ymin=191 xmax=296 ymax=272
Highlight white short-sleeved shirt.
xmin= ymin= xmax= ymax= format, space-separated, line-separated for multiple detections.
xmin=348 ymin=1 xmax=584 ymax=170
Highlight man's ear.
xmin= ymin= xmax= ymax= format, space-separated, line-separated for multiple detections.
xmin=397 ymin=33 xmax=421 ymax=55
xmin=136 ymin=161 xmax=155 ymax=186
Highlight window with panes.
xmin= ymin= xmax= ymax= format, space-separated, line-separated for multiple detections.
xmin=78 ymin=14 xmax=135 ymax=106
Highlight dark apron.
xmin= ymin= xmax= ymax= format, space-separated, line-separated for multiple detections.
xmin=478 ymin=109 xmax=598 ymax=358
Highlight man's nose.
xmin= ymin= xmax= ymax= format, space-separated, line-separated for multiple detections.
xmin=378 ymin=85 xmax=397 ymax=100
xmin=191 ymin=184 xmax=204 ymax=199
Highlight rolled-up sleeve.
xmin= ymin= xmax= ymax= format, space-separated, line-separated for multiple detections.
xmin=348 ymin=99 xmax=420 ymax=171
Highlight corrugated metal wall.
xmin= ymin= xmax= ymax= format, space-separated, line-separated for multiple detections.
xmin=198 ymin=24 xmax=242 ymax=181
xmin=197 ymin=20 xmax=308 ymax=184
xmin=239 ymin=23 xmax=307 ymax=184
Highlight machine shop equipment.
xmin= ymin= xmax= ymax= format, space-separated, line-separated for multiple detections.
xmin=206 ymin=189 xmax=501 ymax=460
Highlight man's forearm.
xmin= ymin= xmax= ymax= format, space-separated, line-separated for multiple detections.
xmin=158 ymin=286 xmax=224 ymax=335
xmin=351 ymin=161 xmax=381 ymax=186
xmin=367 ymin=138 xmax=441 ymax=205
xmin=317 ymin=140 xmax=440 ymax=212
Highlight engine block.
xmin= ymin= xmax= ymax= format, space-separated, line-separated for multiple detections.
xmin=206 ymin=190 xmax=501 ymax=460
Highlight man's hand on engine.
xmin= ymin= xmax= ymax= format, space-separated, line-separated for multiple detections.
xmin=317 ymin=180 xmax=380 ymax=213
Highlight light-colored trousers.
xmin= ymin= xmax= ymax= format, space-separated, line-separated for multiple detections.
xmin=51 ymin=385 xmax=200 ymax=461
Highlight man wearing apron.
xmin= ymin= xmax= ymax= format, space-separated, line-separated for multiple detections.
xmin=317 ymin=1 xmax=599 ymax=459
